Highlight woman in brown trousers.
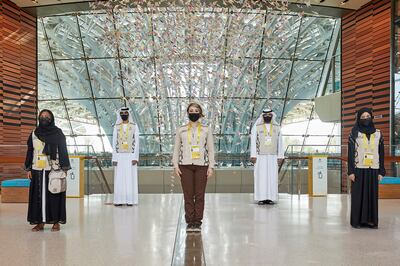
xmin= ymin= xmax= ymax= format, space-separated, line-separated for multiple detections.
xmin=172 ymin=102 xmax=215 ymax=233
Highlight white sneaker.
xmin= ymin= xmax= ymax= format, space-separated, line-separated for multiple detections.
xmin=186 ymin=224 xmax=195 ymax=232
xmin=192 ymin=224 xmax=202 ymax=232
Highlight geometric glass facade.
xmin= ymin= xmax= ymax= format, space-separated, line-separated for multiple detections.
xmin=37 ymin=9 xmax=341 ymax=157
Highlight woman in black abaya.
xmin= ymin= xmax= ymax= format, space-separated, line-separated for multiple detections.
xmin=24 ymin=109 xmax=71 ymax=232
xmin=348 ymin=108 xmax=385 ymax=229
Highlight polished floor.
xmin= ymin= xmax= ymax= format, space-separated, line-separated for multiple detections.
xmin=1 ymin=194 xmax=400 ymax=266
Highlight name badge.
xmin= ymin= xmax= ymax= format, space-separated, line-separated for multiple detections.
xmin=36 ymin=155 xmax=47 ymax=169
xmin=264 ymin=137 xmax=272 ymax=146
xmin=363 ymin=152 xmax=374 ymax=166
xmin=191 ymin=145 xmax=201 ymax=159
xmin=121 ymin=142 xmax=129 ymax=150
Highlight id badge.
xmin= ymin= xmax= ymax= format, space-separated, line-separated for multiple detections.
xmin=121 ymin=142 xmax=129 ymax=150
xmin=36 ymin=155 xmax=46 ymax=169
xmin=363 ymin=152 xmax=374 ymax=166
xmin=191 ymin=145 xmax=201 ymax=159
xmin=264 ymin=137 xmax=272 ymax=146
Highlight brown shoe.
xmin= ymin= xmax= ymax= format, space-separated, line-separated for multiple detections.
xmin=31 ymin=223 xmax=44 ymax=232
xmin=51 ymin=223 xmax=60 ymax=232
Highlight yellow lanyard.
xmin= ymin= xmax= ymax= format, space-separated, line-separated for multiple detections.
xmin=362 ymin=133 xmax=375 ymax=151
xmin=263 ymin=123 xmax=273 ymax=137
xmin=119 ymin=124 xmax=130 ymax=142
xmin=188 ymin=123 xmax=202 ymax=145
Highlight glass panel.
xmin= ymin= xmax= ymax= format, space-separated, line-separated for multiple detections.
xmin=159 ymin=135 xmax=175 ymax=154
xmin=219 ymin=134 xmax=249 ymax=154
xmin=296 ymin=17 xmax=336 ymax=60
xmin=327 ymin=137 xmax=342 ymax=155
xmin=281 ymin=120 xmax=308 ymax=136
xmin=55 ymin=60 xmax=92 ymax=99
xmin=95 ymin=99 xmax=125 ymax=135
xmin=74 ymin=136 xmax=104 ymax=153
xmin=263 ymin=15 xmax=300 ymax=59
xmin=287 ymin=61 xmax=324 ymax=100
xmin=127 ymin=99 xmax=159 ymax=134
xmin=38 ymin=100 xmax=71 ymax=135
xmin=43 ymin=16 xmax=84 ymax=59
xmin=257 ymin=59 xmax=291 ymax=98
xmin=141 ymin=135 xmax=161 ymax=155
xmin=87 ymin=59 xmax=124 ymax=98
xmin=306 ymin=119 xmax=335 ymax=136
xmin=78 ymin=14 xmax=117 ymax=58
xmin=114 ymin=12 xmax=153 ymax=57
xmin=189 ymin=60 xmax=225 ymax=98
xmin=224 ymin=59 xmax=258 ymax=98
xmin=37 ymin=21 xmax=51 ymax=60
xmin=282 ymin=135 xmax=304 ymax=154
xmin=65 ymin=100 xmax=100 ymax=135
xmin=282 ymin=100 xmax=313 ymax=123
xmin=221 ymin=99 xmax=254 ymax=134
xmin=303 ymin=136 xmax=330 ymax=153
xmin=121 ymin=58 xmax=156 ymax=97
xmin=156 ymin=60 xmax=189 ymax=98
xmin=159 ymin=98 xmax=188 ymax=134
xmin=38 ymin=61 xmax=62 ymax=100
xmin=227 ymin=12 xmax=264 ymax=58
xmin=102 ymin=135 xmax=113 ymax=153
xmin=188 ymin=12 xmax=227 ymax=57
xmin=153 ymin=12 xmax=188 ymax=58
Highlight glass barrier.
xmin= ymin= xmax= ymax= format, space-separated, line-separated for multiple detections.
xmin=1 ymin=144 xmax=399 ymax=196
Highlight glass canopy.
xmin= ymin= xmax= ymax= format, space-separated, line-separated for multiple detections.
xmin=37 ymin=8 xmax=341 ymax=155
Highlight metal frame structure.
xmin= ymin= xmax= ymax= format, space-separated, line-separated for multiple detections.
xmin=37 ymin=8 xmax=341 ymax=155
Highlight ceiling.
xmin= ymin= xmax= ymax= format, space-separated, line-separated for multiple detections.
xmin=12 ymin=0 xmax=372 ymax=11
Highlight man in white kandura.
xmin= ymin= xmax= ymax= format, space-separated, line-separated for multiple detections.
xmin=250 ymin=109 xmax=284 ymax=205
xmin=112 ymin=107 xmax=140 ymax=206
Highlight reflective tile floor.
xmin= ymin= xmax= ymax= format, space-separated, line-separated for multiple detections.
xmin=1 ymin=194 xmax=400 ymax=266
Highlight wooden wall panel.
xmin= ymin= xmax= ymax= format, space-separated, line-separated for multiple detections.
xmin=341 ymin=0 xmax=391 ymax=192
xmin=0 ymin=0 xmax=36 ymax=181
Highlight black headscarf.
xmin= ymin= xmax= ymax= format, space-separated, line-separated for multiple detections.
xmin=351 ymin=107 xmax=376 ymax=139
xmin=34 ymin=110 xmax=70 ymax=169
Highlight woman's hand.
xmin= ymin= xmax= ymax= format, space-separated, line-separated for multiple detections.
xmin=207 ymin=168 xmax=214 ymax=179
xmin=349 ymin=174 xmax=355 ymax=182
xmin=378 ymin=175 xmax=383 ymax=182
xmin=132 ymin=160 xmax=138 ymax=165
xmin=250 ymin=157 xmax=257 ymax=164
xmin=27 ymin=171 xmax=32 ymax=179
xmin=174 ymin=167 xmax=182 ymax=178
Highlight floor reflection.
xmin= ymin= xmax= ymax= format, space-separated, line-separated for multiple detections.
xmin=183 ymin=233 xmax=205 ymax=266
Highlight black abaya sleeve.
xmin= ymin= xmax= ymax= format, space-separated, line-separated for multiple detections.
xmin=58 ymin=133 xmax=71 ymax=171
xmin=379 ymin=135 xmax=386 ymax=176
xmin=24 ymin=133 xmax=34 ymax=171
xmin=347 ymin=135 xmax=356 ymax=176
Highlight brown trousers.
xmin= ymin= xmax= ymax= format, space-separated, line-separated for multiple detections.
xmin=179 ymin=165 xmax=208 ymax=225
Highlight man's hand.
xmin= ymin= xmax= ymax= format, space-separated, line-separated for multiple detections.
xmin=132 ymin=160 xmax=138 ymax=165
xmin=250 ymin=157 xmax=257 ymax=164
xmin=27 ymin=171 xmax=32 ymax=179
xmin=112 ymin=161 xmax=118 ymax=166
xmin=349 ymin=174 xmax=355 ymax=182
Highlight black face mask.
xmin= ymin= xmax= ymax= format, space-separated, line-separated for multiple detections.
xmin=39 ymin=117 xmax=51 ymax=127
xmin=263 ymin=116 xmax=272 ymax=123
xmin=360 ymin=118 xmax=372 ymax=126
xmin=120 ymin=114 xmax=129 ymax=121
xmin=189 ymin=113 xmax=200 ymax=122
